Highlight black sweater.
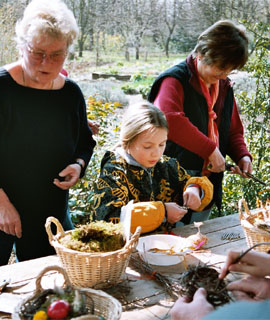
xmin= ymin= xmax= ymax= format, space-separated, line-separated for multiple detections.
xmin=0 ymin=68 xmax=95 ymax=225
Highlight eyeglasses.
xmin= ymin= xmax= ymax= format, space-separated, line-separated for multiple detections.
xmin=211 ymin=66 xmax=232 ymax=77
xmin=26 ymin=44 xmax=67 ymax=63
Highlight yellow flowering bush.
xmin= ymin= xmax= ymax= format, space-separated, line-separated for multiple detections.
xmin=69 ymin=95 xmax=122 ymax=224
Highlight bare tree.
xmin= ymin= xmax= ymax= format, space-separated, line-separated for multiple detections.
xmin=110 ymin=0 xmax=159 ymax=60
xmin=65 ymin=0 xmax=93 ymax=57
xmin=153 ymin=0 xmax=184 ymax=57
xmin=224 ymin=0 xmax=266 ymax=22
xmin=170 ymin=0 xmax=268 ymax=55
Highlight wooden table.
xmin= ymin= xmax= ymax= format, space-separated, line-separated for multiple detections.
xmin=0 ymin=213 xmax=247 ymax=320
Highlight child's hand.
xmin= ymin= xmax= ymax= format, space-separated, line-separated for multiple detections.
xmin=183 ymin=187 xmax=201 ymax=210
xmin=165 ymin=202 xmax=188 ymax=224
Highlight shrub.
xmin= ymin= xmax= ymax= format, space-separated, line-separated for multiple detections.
xmin=69 ymin=96 xmax=122 ymax=224
xmin=212 ymin=21 xmax=270 ymax=218
xmin=78 ymin=80 xmax=129 ymax=106
xmin=121 ymin=73 xmax=155 ymax=99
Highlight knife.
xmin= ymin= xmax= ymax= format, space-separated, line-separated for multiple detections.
xmin=225 ymin=163 xmax=266 ymax=186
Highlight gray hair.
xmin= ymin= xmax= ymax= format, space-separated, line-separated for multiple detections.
xmin=120 ymin=103 xmax=168 ymax=151
xmin=15 ymin=0 xmax=79 ymax=49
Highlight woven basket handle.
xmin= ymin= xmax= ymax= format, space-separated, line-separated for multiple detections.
xmin=125 ymin=226 xmax=141 ymax=250
xmin=45 ymin=216 xmax=65 ymax=244
xmin=34 ymin=265 xmax=72 ymax=295
xmin=238 ymin=198 xmax=251 ymax=220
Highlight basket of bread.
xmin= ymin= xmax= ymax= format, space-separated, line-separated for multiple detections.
xmin=45 ymin=217 xmax=141 ymax=288
xmin=12 ymin=265 xmax=122 ymax=320
xmin=239 ymin=198 xmax=270 ymax=252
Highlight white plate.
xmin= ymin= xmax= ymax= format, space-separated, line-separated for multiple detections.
xmin=136 ymin=234 xmax=190 ymax=266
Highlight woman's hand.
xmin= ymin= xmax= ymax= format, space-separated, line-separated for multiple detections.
xmin=183 ymin=187 xmax=201 ymax=210
xmin=165 ymin=202 xmax=188 ymax=224
xmin=208 ymin=147 xmax=225 ymax=172
xmin=0 ymin=189 xmax=21 ymax=238
xmin=219 ymin=250 xmax=270 ymax=279
xmin=229 ymin=156 xmax=252 ymax=178
xmin=170 ymin=288 xmax=214 ymax=320
xmin=227 ymin=276 xmax=270 ymax=301
xmin=53 ymin=163 xmax=81 ymax=190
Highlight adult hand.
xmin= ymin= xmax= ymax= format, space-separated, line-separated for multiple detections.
xmin=208 ymin=147 xmax=225 ymax=173
xmin=165 ymin=202 xmax=188 ymax=224
xmin=183 ymin=187 xmax=201 ymax=210
xmin=227 ymin=276 xmax=270 ymax=301
xmin=229 ymin=156 xmax=252 ymax=178
xmin=219 ymin=250 xmax=270 ymax=279
xmin=170 ymin=288 xmax=214 ymax=320
xmin=0 ymin=189 xmax=21 ymax=238
xmin=53 ymin=163 xmax=81 ymax=190
xmin=87 ymin=119 xmax=100 ymax=135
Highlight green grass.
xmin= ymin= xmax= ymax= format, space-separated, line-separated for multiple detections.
xmin=66 ymin=50 xmax=187 ymax=79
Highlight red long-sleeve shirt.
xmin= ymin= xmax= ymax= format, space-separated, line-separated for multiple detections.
xmin=154 ymin=76 xmax=250 ymax=164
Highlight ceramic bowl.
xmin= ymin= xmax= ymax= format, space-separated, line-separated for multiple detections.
xmin=136 ymin=234 xmax=190 ymax=266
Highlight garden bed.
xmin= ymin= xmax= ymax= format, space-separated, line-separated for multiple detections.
xmin=92 ymin=72 xmax=131 ymax=81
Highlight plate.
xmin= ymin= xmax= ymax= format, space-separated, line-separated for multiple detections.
xmin=136 ymin=234 xmax=190 ymax=266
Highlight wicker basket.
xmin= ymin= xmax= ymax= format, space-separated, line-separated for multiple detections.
xmin=45 ymin=217 xmax=141 ymax=288
xmin=12 ymin=265 xmax=122 ymax=320
xmin=239 ymin=199 xmax=270 ymax=252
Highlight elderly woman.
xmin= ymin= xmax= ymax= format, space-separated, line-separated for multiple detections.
xmin=0 ymin=0 xmax=96 ymax=264
xmin=149 ymin=20 xmax=252 ymax=223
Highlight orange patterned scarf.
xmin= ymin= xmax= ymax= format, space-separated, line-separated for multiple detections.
xmin=194 ymin=58 xmax=219 ymax=175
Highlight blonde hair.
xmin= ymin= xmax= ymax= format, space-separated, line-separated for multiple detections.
xmin=120 ymin=103 xmax=168 ymax=150
xmin=15 ymin=0 xmax=79 ymax=49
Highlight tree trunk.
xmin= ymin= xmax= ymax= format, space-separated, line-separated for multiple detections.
xmin=136 ymin=46 xmax=140 ymax=60
xmin=165 ymin=38 xmax=170 ymax=58
xmin=125 ymin=47 xmax=130 ymax=61
xmin=95 ymin=32 xmax=100 ymax=66
xmin=89 ymin=28 xmax=94 ymax=51
xmin=144 ymin=51 xmax=148 ymax=61
xmin=78 ymin=40 xmax=83 ymax=58
xmin=102 ymin=32 xmax=106 ymax=52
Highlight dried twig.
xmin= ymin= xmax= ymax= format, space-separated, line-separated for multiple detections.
xmin=129 ymin=255 xmax=181 ymax=299
xmin=130 ymin=255 xmax=232 ymax=307
xmin=179 ymin=265 xmax=231 ymax=307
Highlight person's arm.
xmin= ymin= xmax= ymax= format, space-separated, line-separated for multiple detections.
xmin=154 ymin=77 xmax=216 ymax=160
xmin=73 ymin=86 xmax=96 ymax=177
xmin=170 ymin=288 xmax=214 ymax=320
xmin=202 ymin=299 xmax=270 ymax=320
xmin=54 ymin=87 xmax=96 ymax=190
xmin=227 ymin=99 xmax=252 ymax=169
xmin=0 ymin=188 xmax=21 ymax=238
xmin=93 ymin=152 xmax=130 ymax=222
xmin=219 ymin=250 xmax=270 ymax=279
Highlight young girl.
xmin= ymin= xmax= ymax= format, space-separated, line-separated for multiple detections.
xmin=93 ymin=103 xmax=213 ymax=233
